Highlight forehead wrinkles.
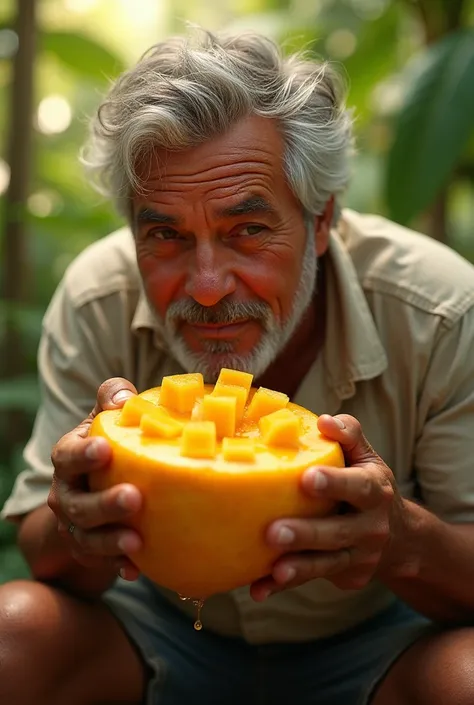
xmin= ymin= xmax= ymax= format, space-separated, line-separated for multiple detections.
xmin=147 ymin=157 xmax=277 ymax=189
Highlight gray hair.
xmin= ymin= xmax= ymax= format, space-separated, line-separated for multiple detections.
xmin=81 ymin=29 xmax=354 ymax=220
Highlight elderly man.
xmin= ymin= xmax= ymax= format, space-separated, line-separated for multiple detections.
xmin=1 ymin=28 xmax=474 ymax=705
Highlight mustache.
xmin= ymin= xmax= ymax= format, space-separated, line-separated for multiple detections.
xmin=165 ymin=299 xmax=274 ymax=328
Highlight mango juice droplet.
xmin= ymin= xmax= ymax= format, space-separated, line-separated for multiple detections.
xmin=177 ymin=593 xmax=205 ymax=630
xmin=193 ymin=598 xmax=205 ymax=630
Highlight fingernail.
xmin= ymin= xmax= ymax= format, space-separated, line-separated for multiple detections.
xmin=117 ymin=489 xmax=135 ymax=510
xmin=118 ymin=533 xmax=141 ymax=553
xmin=333 ymin=417 xmax=345 ymax=429
xmin=276 ymin=526 xmax=295 ymax=545
xmin=112 ymin=390 xmax=134 ymax=405
xmin=312 ymin=470 xmax=328 ymax=490
xmin=85 ymin=440 xmax=101 ymax=460
xmin=280 ymin=566 xmax=296 ymax=583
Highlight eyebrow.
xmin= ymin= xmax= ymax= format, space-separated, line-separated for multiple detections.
xmin=135 ymin=207 xmax=180 ymax=227
xmin=217 ymin=196 xmax=277 ymax=218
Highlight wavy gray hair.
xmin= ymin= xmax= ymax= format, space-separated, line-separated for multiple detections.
xmin=81 ymin=29 xmax=354 ymax=220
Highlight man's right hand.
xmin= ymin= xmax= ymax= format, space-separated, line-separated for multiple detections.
xmin=48 ymin=378 xmax=143 ymax=581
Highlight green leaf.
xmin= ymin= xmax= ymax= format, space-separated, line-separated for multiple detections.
xmin=386 ymin=29 xmax=474 ymax=225
xmin=342 ymin=5 xmax=400 ymax=122
xmin=0 ymin=375 xmax=40 ymax=413
xmin=39 ymin=31 xmax=125 ymax=83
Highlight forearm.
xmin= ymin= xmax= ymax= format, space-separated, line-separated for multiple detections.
xmin=379 ymin=500 xmax=474 ymax=624
xmin=17 ymin=503 xmax=117 ymax=599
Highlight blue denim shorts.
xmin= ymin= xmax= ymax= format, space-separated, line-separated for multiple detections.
xmin=103 ymin=576 xmax=433 ymax=705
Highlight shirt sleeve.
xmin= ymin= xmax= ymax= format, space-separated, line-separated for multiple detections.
xmin=415 ymin=305 xmax=474 ymax=522
xmin=0 ymin=279 xmax=118 ymax=521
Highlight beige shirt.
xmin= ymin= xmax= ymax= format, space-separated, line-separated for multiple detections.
xmin=3 ymin=209 xmax=474 ymax=644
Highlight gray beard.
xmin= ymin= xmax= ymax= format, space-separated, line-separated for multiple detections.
xmin=150 ymin=231 xmax=318 ymax=383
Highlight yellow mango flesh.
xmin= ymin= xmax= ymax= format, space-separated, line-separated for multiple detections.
xmin=246 ymin=387 xmax=289 ymax=421
xmin=216 ymin=368 xmax=253 ymax=394
xmin=159 ymin=373 xmax=204 ymax=413
xmin=140 ymin=410 xmax=184 ymax=439
xmin=222 ymin=437 xmax=256 ymax=462
xmin=89 ymin=371 xmax=344 ymax=598
xmin=259 ymin=408 xmax=301 ymax=448
xmin=202 ymin=394 xmax=237 ymax=438
xmin=181 ymin=421 xmax=217 ymax=459
xmin=212 ymin=382 xmax=248 ymax=421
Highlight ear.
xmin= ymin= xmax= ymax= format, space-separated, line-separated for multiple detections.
xmin=313 ymin=196 xmax=334 ymax=257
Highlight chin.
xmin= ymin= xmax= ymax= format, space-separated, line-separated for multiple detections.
xmin=169 ymin=331 xmax=282 ymax=384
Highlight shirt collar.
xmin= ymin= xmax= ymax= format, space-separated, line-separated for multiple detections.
xmin=322 ymin=222 xmax=387 ymax=400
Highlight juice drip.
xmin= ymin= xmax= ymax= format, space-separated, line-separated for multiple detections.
xmin=178 ymin=594 xmax=205 ymax=630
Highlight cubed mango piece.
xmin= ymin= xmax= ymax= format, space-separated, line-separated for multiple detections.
xmin=216 ymin=369 xmax=253 ymax=394
xmin=212 ymin=383 xmax=248 ymax=422
xmin=259 ymin=408 xmax=301 ymax=448
xmin=191 ymin=398 xmax=203 ymax=421
xmin=246 ymin=387 xmax=289 ymax=421
xmin=202 ymin=395 xmax=237 ymax=438
xmin=181 ymin=421 xmax=217 ymax=459
xmin=222 ymin=437 xmax=256 ymax=462
xmin=140 ymin=409 xmax=184 ymax=439
xmin=159 ymin=373 xmax=204 ymax=414
xmin=118 ymin=396 xmax=157 ymax=427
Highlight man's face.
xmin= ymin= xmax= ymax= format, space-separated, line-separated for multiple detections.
xmin=132 ymin=115 xmax=328 ymax=382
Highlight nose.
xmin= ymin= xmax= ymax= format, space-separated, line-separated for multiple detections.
xmin=185 ymin=242 xmax=236 ymax=307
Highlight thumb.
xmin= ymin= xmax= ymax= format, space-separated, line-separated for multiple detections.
xmin=317 ymin=413 xmax=379 ymax=466
xmin=93 ymin=377 xmax=138 ymax=415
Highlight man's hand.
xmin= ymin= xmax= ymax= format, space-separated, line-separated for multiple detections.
xmin=250 ymin=414 xmax=409 ymax=601
xmin=47 ymin=378 xmax=143 ymax=581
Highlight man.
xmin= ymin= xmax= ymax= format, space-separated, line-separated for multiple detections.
xmin=1 ymin=28 xmax=474 ymax=705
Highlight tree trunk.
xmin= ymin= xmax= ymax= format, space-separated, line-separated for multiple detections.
xmin=0 ymin=0 xmax=37 ymax=451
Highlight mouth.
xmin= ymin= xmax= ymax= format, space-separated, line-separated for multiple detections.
xmin=182 ymin=320 xmax=251 ymax=339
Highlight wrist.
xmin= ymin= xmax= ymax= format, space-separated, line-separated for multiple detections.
xmin=377 ymin=498 xmax=428 ymax=582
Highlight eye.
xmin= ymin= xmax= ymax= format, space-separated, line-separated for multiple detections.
xmin=233 ymin=224 xmax=266 ymax=238
xmin=148 ymin=228 xmax=182 ymax=241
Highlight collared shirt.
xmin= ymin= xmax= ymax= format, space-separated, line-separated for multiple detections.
xmin=2 ymin=208 xmax=474 ymax=644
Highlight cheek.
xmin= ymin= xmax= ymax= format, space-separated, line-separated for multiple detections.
xmin=236 ymin=250 xmax=301 ymax=317
xmin=136 ymin=248 xmax=184 ymax=317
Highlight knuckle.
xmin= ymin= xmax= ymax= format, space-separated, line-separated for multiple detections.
xmin=360 ymin=472 xmax=372 ymax=498
xmin=64 ymin=498 xmax=86 ymax=524
xmin=358 ymin=550 xmax=381 ymax=570
xmin=334 ymin=522 xmax=352 ymax=549
xmin=327 ymin=549 xmax=351 ymax=575
xmin=347 ymin=574 xmax=371 ymax=590
xmin=381 ymin=482 xmax=395 ymax=504
xmin=370 ymin=519 xmax=390 ymax=545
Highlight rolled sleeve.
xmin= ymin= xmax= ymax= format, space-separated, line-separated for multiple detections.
xmin=1 ymin=282 xmax=115 ymax=521
xmin=415 ymin=307 xmax=474 ymax=522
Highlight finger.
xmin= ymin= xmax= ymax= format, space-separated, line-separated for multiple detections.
xmin=250 ymin=549 xmax=352 ymax=601
xmin=317 ymin=414 xmax=379 ymax=466
xmin=71 ymin=525 xmax=143 ymax=557
xmin=60 ymin=483 xmax=142 ymax=530
xmin=69 ymin=549 xmax=140 ymax=581
xmin=51 ymin=377 xmax=138 ymax=478
xmin=52 ymin=434 xmax=112 ymax=482
xmin=266 ymin=513 xmax=376 ymax=553
xmin=93 ymin=377 xmax=138 ymax=415
xmin=302 ymin=465 xmax=394 ymax=511
xmin=272 ymin=549 xmax=352 ymax=586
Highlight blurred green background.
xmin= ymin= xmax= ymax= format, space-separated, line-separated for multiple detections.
xmin=1 ymin=0 xmax=474 ymax=582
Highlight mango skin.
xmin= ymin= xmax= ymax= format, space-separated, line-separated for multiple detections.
xmin=89 ymin=385 xmax=344 ymax=598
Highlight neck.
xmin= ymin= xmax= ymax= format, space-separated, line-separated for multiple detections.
xmin=256 ymin=257 xmax=327 ymax=398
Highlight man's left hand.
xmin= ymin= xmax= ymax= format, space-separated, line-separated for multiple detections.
xmin=250 ymin=414 xmax=409 ymax=601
